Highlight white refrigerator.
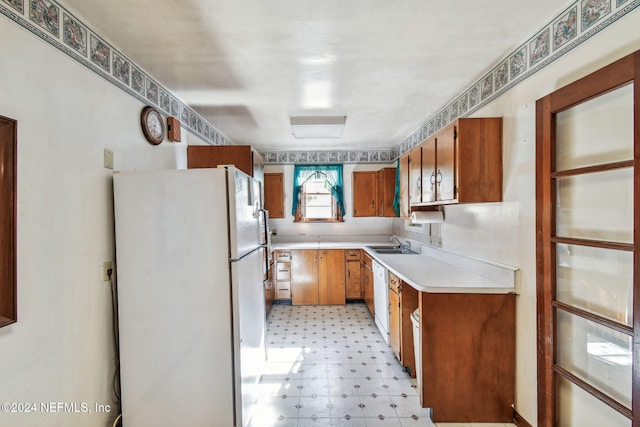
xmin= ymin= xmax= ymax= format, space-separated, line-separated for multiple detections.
xmin=113 ymin=167 xmax=267 ymax=427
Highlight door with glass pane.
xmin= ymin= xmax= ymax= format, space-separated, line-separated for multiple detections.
xmin=536 ymin=50 xmax=640 ymax=427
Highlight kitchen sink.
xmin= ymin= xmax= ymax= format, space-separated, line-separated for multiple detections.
xmin=367 ymin=246 xmax=419 ymax=255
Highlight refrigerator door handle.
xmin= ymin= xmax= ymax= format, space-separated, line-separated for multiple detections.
xmin=259 ymin=208 xmax=269 ymax=245
xmin=230 ymin=245 xmax=265 ymax=263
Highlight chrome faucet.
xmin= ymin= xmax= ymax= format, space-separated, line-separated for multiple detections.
xmin=390 ymin=236 xmax=410 ymax=252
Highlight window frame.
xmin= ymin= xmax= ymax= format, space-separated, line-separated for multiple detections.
xmin=294 ymin=174 xmax=344 ymax=223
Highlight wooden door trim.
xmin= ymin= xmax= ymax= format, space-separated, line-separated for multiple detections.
xmin=0 ymin=115 xmax=17 ymax=328
xmin=536 ymin=49 xmax=640 ymax=427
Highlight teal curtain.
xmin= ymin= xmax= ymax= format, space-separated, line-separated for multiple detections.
xmin=291 ymin=164 xmax=345 ymax=217
xmin=393 ymin=159 xmax=401 ymax=216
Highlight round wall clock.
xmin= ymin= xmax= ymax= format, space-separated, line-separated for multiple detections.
xmin=140 ymin=106 xmax=165 ymax=145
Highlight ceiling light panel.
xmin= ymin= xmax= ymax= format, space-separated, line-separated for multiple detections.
xmin=290 ymin=116 xmax=346 ymax=139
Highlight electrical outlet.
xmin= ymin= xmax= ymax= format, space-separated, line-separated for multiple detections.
xmin=104 ymin=149 xmax=114 ymax=170
xmin=102 ymin=261 xmax=113 ymax=282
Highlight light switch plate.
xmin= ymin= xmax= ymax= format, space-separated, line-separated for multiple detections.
xmin=104 ymin=149 xmax=113 ymax=169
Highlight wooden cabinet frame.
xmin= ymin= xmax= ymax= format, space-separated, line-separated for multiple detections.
xmin=536 ymin=50 xmax=640 ymax=426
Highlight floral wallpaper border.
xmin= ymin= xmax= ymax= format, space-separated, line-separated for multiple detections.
xmin=1 ymin=0 xmax=638 ymax=161
xmin=261 ymin=150 xmax=396 ymax=165
xmin=394 ymin=0 xmax=639 ymax=158
xmin=0 ymin=0 xmax=232 ymax=146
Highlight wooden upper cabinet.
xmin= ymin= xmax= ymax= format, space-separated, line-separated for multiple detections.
xmin=353 ymin=169 xmax=398 ymax=218
xmin=456 ymin=118 xmax=502 ymax=203
xmin=435 ymin=124 xmax=456 ymax=202
xmin=352 ymin=171 xmax=377 ymax=217
xmin=399 ymin=154 xmax=410 ymax=220
xmin=410 ymin=117 xmax=502 ymax=207
xmin=187 ymin=145 xmax=264 ymax=180
xmin=376 ymin=168 xmax=397 ymax=217
xmin=264 ymin=173 xmax=284 ymax=218
xmin=420 ymin=138 xmax=436 ymax=203
xmin=408 ymin=147 xmax=422 ymax=205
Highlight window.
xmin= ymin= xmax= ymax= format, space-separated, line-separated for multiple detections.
xmin=292 ymin=165 xmax=345 ymax=222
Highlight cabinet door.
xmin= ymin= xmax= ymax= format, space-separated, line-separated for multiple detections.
xmin=389 ymin=287 xmax=401 ymax=361
xmin=353 ymin=172 xmax=377 ymax=217
xmin=345 ymin=261 xmax=362 ymax=299
xmin=421 ymin=138 xmax=436 ymax=203
xmin=362 ymin=255 xmax=374 ymax=317
xmin=378 ymin=168 xmax=397 ymax=217
xmin=264 ymin=173 xmax=285 ymax=218
xmin=319 ymin=249 xmax=345 ymax=305
xmin=187 ymin=145 xmax=254 ymax=176
xmin=376 ymin=169 xmax=385 ymax=217
xmin=291 ymin=250 xmax=318 ymax=305
xmin=408 ymin=147 xmax=422 ymax=205
xmin=399 ymin=155 xmax=410 ymax=219
xmin=436 ymin=125 xmax=456 ymax=202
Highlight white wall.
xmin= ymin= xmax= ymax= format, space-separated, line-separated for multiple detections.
xmin=393 ymin=10 xmax=640 ymax=425
xmin=265 ymin=163 xmax=394 ymax=240
xmin=0 ymin=21 xmax=195 ymax=427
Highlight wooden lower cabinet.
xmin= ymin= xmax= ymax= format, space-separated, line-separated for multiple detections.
xmin=419 ymin=292 xmax=515 ymax=422
xmin=318 ymin=250 xmax=346 ymax=305
xmin=361 ymin=253 xmax=374 ymax=316
xmin=388 ymin=273 xmax=419 ymax=378
xmin=345 ymin=261 xmax=362 ymax=299
xmin=291 ymin=249 xmax=345 ymax=305
xmin=274 ymin=250 xmax=292 ymax=300
xmin=345 ymin=249 xmax=362 ymax=300
xmin=388 ymin=279 xmax=401 ymax=361
xmin=291 ymin=250 xmax=318 ymax=305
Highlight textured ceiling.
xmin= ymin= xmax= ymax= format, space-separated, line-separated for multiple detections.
xmin=62 ymin=0 xmax=566 ymax=150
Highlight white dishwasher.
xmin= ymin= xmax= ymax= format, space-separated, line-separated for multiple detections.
xmin=372 ymin=260 xmax=390 ymax=344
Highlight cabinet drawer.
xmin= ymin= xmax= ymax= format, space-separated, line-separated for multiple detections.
xmin=276 ymin=289 xmax=291 ymax=299
xmin=275 ymin=280 xmax=291 ymax=299
xmin=345 ymin=249 xmax=361 ymax=261
xmin=276 ymin=262 xmax=291 ymax=280
xmin=389 ymin=272 xmax=401 ymax=294
xmin=276 ymin=280 xmax=290 ymax=291
xmin=275 ymin=251 xmax=291 ymax=262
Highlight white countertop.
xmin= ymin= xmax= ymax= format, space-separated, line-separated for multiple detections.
xmin=272 ymin=241 xmax=391 ymax=250
xmin=365 ymin=249 xmax=516 ymax=294
xmin=272 ymin=240 xmax=518 ymax=294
